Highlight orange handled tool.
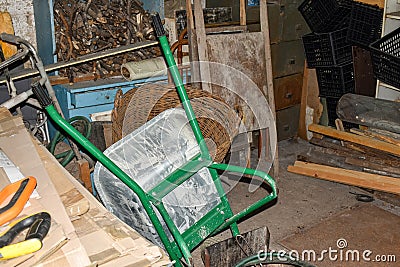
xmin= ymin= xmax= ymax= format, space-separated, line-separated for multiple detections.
xmin=0 ymin=177 xmax=37 ymax=226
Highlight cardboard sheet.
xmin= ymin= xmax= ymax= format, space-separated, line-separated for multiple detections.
xmin=0 ymin=108 xmax=170 ymax=266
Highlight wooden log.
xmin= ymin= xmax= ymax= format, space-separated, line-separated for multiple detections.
xmin=337 ymin=93 xmax=400 ymax=134
xmin=287 ymin=161 xmax=400 ymax=195
xmin=308 ymin=124 xmax=400 ymax=157
xmin=311 ymin=137 xmax=400 ymax=163
xmin=297 ymin=149 xmax=358 ymax=171
xmin=311 ymin=144 xmax=400 ymax=168
xmin=350 ymin=128 xmax=400 ymax=146
xmin=345 ymin=157 xmax=400 ymax=176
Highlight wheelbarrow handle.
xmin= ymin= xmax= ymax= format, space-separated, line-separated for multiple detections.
xmin=31 ymin=81 xmax=52 ymax=108
xmin=151 ymin=13 xmax=166 ymax=37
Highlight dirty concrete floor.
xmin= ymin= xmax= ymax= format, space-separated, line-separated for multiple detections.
xmin=191 ymin=138 xmax=400 ymax=266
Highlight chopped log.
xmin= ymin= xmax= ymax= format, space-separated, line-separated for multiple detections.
xmin=53 ymin=0 xmax=159 ymax=77
xmin=308 ymin=124 xmax=400 ymax=157
xmin=287 ymin=161 xmax=400 ymax=195
xmin=337 ymin=93 xmax=400 ymax=134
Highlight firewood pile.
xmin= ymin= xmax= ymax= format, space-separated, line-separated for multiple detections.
xmin=53 ymin=0 xmax=160 ymax=78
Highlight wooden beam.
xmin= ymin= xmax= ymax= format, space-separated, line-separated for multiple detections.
xmin=288 ymin=161 xmax=400 ymax=195
xmin=185 ymin=0 xmax=201 ymax=88
xmin=240 ymin=0 xmax=247 ymax=26
xmin=193 ymin=0 xmax=212 ymax=92
xmin=260 ymin=0 xmax=279 ymax=179
xmin=308 ymin=124 xmax=400 ymax=157
xmin=298 ymin=64 xmax=322 ymax=140
xmin=350 ymin=128 xmax=400 ymax=146
xmin=77 ymin=159 xmax=92 ymax=193
xmin=298 ymin=63 xmax=309 ymax=140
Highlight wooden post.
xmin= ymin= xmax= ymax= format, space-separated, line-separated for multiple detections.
xmin=240 ymin=0 xmax=247 ymax=26
xmin=193 ymin=0 xmax=212 ymax=92
xmin=185 ymin=0 xmax=201 ymax=88
xmin=77 ymin=159 xmax=92 ymax=193
xmin=260 ymin=0 xmax=279 ymax=179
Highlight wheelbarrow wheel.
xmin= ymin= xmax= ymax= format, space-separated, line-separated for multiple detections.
xmin=235 ymin=252 xmax=316 ymax=267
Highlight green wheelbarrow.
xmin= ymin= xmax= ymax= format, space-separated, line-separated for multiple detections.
xmin=31 ymin=14 xmax=277 ymax=266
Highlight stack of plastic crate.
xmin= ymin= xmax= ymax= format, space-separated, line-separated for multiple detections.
xmin=299 ymin=0 xmax=383 ymax=128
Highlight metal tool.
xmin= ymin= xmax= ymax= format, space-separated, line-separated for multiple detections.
xmin=0 ymin=177 xmax=37 ymax=226
xmin=0 ymin=211 xmax=51 ymax=260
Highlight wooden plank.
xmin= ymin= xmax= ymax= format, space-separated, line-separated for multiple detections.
xmin=193 ymin=0 xmax=212 ymax=92
xmin=288 ymin=161 xmax=400 ymax=195
xmin=298 ymin=64 xmax=309 ymax=140
xmin=77 ymin=159 xmax=92 ymax=193
xmin=205 ymin=25 xmax=247 ymax=34
xmin=345 ymin=157 xmax=400 ymax=176
xmin=351 ymin=128 xmax=400 ymax=146
xmin=298 ymin=64 xmax=322 ymax=140
xmin=185 ymin=0 xmax=201 ymax=88
xmin=260 ymin=0 xmax=279 ymax=179
xmin=0 ymin=12 xmax=17 ymax=59
xmin=308 ymin=124 xmax=400 ymax=156
xmin=240 ymin=0 xmax=247 ymax=26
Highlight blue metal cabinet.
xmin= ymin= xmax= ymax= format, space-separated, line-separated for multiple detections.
xmin=48 ymin=76 xmax=169 ymax=137
xmin=53 ymin=76 xmax=167 ymax=120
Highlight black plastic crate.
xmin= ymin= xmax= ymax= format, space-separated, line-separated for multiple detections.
xmin=370 ymin=27 xmax=400 ymax=89
xmin=303 ymin=28 xmax=352 ymax=68
xmin=347 ymin=2 xmax=383 ymax=47
xmin=298 ymin=0 xmax=352 ymax=33
xmin=316 ymin=62 xmax=355 ymax=98
xmin=325 ymin=97 xmax=358 ymax=129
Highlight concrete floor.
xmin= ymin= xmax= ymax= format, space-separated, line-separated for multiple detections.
xmin=192 ymin=137 xmax=400 ymax=266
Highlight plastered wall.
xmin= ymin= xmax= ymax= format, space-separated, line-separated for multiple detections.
xmin=0 ymin=0 xmax=37 ymax=48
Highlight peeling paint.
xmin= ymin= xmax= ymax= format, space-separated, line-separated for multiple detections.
xmin=0 ymin=0 xmax=37 ymax=48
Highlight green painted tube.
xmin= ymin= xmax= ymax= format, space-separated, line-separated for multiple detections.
xmin=209 ymin=163 xmax=277 ymax=233
xmin=158 ymin=35 xmax=211 ymax=159
xmin=44 ymin=105 xmax=182 ymax=266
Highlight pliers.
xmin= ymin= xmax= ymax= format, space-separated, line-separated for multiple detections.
xmin=0 ymin=177 xmax=37 ymax=226
xmin=0 ymin=212 xmax=51 ymax=259
xmin=0 ymin=177 xmax=51 ymax=259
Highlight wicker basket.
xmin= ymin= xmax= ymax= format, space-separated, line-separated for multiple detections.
xmin=112 ymin=83 xmax=241 ymax=162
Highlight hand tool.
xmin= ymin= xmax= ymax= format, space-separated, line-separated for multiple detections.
xmin=0 ymin=211 xmax=51 ymax=260
xmin=0 ymin=177 xmax=37 ymax=226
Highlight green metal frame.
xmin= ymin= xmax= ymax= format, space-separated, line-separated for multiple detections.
xmin=38 ymin=19 xmax=277 ymax=267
